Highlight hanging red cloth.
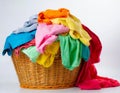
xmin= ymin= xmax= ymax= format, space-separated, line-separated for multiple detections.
xmin=76 ymin=24 xmax=120 ymax=90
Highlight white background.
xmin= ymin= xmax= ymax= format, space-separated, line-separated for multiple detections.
xmin=0 ymin=0 xmax=120 ymax=93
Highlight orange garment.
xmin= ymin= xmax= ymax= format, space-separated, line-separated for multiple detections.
xmin=38 ymin=8 xmax=70 ymax=24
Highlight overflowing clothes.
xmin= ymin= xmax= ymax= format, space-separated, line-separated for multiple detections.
xmin=2 ymin=8 xmax=120 ymax=90
xmin=75 ymin=24 xmax=120 ymax=90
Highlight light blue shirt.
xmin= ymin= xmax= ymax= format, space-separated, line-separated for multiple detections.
xmin=13 ymin=14 xmax=38 ymax=34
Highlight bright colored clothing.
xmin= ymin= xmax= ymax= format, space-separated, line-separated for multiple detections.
xmin=51 ymin=14 xmax=91 ymax=46
xmin=58 ymin=35 xmax=90 ymax=70
xmin=2 ymin=8 xmax=120 ymax=90
xmin=76 ymin=24 xmax=120 ymax=90
xmin=37 ymin=41 xmax=59 ymax=67
xmin=13 ymin=14 xmax=38 ymax=34
xmin=2 ymin=30 xmax=36 ymax=56
xmin=14 ymin=39 xmax=35 ymax=55
xmin=35 ymin=23 xmax=69 ymax=53
xmin=58 ymin=35 xmax=82 ymax=70
xmin=38 ymin=8 xmax=69 ymax=24
xmin=22 ymin=46 xmax=40 ymax=63
xmin=82 ymin=44 xmax=90 ymax=61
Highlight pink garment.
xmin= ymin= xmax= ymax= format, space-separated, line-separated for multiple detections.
xmin=36 ymin=23 xmax=69 ymax=53
xmin=14 ymin=39 xmax=35 ymax=55
xmin=76 ymin=24 xmax=120 ymax=90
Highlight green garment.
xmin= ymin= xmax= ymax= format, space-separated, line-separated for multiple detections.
xmin=22 ymin=46 xmax=40 ymax=63
xmin=58 ymin=35 xmax=82 ymax=70
xmin=58 ymin=35 xmax=90 ymax=70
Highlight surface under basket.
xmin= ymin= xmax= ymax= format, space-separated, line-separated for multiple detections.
xmin=11 ymin=50 xmax=81 ymax=89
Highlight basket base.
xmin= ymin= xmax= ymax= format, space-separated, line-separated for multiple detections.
xmin=20 ymin=84 xmax=75 ymax=89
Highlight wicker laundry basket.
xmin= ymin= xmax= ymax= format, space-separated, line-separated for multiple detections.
xmin=11 ymin=49 xmax=81 ymax=89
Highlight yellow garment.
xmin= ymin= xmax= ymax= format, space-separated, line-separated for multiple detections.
xmin=37 ymin=41 xmax=59 ymax=67
xmin=51 ymin=14 xmax=91 ymax=46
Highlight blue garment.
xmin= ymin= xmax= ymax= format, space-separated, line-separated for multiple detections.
xmin=82 ymin=44 xmax=90 ymax=61
xmin=2 ymin=30 xmax=36 ymax=56
xmin=13 ymin=14 xmax=38 ymax=34
xmin=29 ymin=14 xmax=38 ymax=20
xmin=23 ymin=14 xmax=38 ymax=27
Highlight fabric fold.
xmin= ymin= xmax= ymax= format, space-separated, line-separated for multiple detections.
xmin=13 ymin=14 xmax=38 ymax=34
xmin=37 ymin=41 xmax=60 ymax=67
xmin=38 ymin=8 xmax=69 ymax=24
xmin=51 ymin=14 xmax=91 ymax=46
xmin=35 ymin=23 xmax=69 ymax=53
xmin=75 ymin=24 xmax=120 ymax=90
xmin=2 ymin=30 xmax=36 ymax=56
xmin=22 ymin=46 xmax=40 ymax=63
xmin=58 ymin=35 xmax=90 ymax=70
xmin=14 ymin=39 xmax=35 ymax=55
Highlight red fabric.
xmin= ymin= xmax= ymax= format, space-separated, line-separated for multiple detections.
xmin=75 ymin=24 xmax=120 ymax=90
xmin=14 ymin=39 xmax=35 ymax=55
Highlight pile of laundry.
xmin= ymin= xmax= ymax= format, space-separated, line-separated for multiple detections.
xmin=2 ymin=8 xmax=120 ymax=90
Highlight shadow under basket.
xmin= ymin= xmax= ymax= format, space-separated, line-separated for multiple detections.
xmin=11 ymin=50 xmax=81 ymax=89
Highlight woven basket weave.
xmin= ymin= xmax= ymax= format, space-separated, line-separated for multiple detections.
xmin=11 ymin=49 xmax=81 ymax=89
